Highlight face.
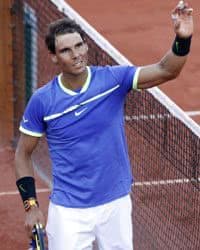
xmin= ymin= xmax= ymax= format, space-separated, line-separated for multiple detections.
xmin=52 ymin=32 xmax=88 ymax=75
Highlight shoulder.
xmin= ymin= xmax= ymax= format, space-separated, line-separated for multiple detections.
xmin=30 ymin=77 xmax=57 ymax=103
xmin=90 ymin=65 xmax=137 ymax=75
xmin=91 ymin=65 xmax=137 ymax=84
xmin=35 ymin=77 xmax=56 ymax=96
xmin=89 ymin=65 xmax=120 ymax=79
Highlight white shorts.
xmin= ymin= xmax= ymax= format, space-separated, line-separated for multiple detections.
xmin=46 ymin=194 xmax=133 ymax=250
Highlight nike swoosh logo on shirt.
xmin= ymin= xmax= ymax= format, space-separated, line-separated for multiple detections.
xmin=44 ymin=84 xmax=120 ymax=121
xmin=75 ymin=108 xmax=87 ymax=116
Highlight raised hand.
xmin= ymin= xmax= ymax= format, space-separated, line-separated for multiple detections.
xmin=171 ymin=1 xmax=193 ymax=38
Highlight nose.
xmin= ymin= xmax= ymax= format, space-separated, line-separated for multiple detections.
xmin=71 ymin=48 xmax=79 ymax=59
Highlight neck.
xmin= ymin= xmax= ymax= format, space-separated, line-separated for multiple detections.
xmin=61 ymin=68 xmax=88 ymax=91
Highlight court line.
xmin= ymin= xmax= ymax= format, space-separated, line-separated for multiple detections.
xmin=1 ymin=177 xmax=199 ymax=197
xmin=133 ymin=177 xmax=200 ymax=187
xmin=125 ymin=111 xmax=200 ymax=121
xmin=185 ymin=111 xmax=200 ymax=116
xmin=0 ymin=188 xmax=50 ymax=197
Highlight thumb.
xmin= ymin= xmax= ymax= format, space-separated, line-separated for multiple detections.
xmin=174 ymin=19 xmax=181 ymax=32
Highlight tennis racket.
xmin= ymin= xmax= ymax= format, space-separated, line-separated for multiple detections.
xmin=29 ymin=223 xmax=46 ymax=250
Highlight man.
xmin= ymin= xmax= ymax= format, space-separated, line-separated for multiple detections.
xmin=15 ymin=1 xmax=193 ymax=249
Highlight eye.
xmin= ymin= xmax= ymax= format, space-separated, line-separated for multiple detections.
xmin=59 ymin=48 xmax=71 ymax=54
xmin=76 ymin=42 xmax=84 ymax=49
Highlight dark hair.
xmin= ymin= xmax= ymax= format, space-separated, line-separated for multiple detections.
xmin=45 ymin=18 xmax=85 ymax=54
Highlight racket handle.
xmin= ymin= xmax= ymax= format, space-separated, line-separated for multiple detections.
xmin=29 ymin=223 xmax=47 ymax=250
xmin=28 ymin=239 xmax=36 ymax=250
xmin=29 ymin=239 xmax=37 ymax=250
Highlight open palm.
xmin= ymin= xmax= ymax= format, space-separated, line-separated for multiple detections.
xmin=172 ymin=2 xmax=193 ymax=38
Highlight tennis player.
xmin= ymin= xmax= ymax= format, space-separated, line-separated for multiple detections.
xmin=15 ymin=1 xmax=193 ymax=249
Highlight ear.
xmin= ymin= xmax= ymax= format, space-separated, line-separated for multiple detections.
xmin=51 ymin=54 xmax=58 ymax=64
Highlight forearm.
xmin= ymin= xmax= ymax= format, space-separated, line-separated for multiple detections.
xmin=138 ymin=37 xmax=191 ymax=89
xmin=137 ymin=54 xmax=186 ymax=90
xmin=159 ymin=49 xmax=187 ymax=79
xmin=15 ymin=133 xmax=39 ymax=179
xmin=137 ymin=1 xmax=193 ymax=90
xmin=15 ymin=148 xmax=39 ymax=214
xmin=159 ymin=33 xmax=192 ymax=79
xmin=15 ymin=149 xmax=45 ymax=237
xmin=15 ymin=149 xmax=34 ymax=179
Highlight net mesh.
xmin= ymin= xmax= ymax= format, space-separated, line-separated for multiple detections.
xmin=12 ymin=0 xmax=200 ymax=249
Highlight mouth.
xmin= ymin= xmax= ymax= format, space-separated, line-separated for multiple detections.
xmin=73 ymin=60 xmax=84 ymax=67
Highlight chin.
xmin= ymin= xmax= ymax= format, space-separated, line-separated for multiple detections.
xmin=72 ymin=66 xmax=87 ymax=75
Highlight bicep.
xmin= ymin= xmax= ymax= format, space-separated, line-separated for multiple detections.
xmin=16 ymin=133 xmax=40 ymax=155
xmin=137 ymin=63 xmax=171 ymax=89
xmin=137 ymin=50 xmax=187 ymax=90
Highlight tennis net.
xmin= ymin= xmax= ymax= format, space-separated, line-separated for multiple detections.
xmin=12 ymin=0 xmax=200 ymax=249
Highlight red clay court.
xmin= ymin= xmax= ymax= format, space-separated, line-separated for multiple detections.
xmin=0 ymin=0 xmax=199 ymax=249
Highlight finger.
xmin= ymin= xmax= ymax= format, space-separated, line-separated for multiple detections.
xmin=185 ymin=8 xmax=193 ymax=16
xmin=171 ymin=3 xmax=192 ymax=21
xmin=174 ymin=20 xmax=181 ymax=32
xmin=173 ymin=1 xmax=185 ymax=13
xmin=177 ymin=1 xmax=187 ymax=10
xmin=25 ymin=222 xmax=33 ymax=238
xmin=27 ymin=227 xmax=35 ymax=239
xmin=172 ymin=1 xmax=189 ymax=15
xmin=171 ymin=3 xmax=182 ymax=20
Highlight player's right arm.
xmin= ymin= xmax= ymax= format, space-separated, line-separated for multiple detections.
xmin=15 ymin=133 xmax=46 ymax=238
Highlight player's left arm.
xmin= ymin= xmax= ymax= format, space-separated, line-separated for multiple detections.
xmin=137 ymin=1 xmax=193 ymax=90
